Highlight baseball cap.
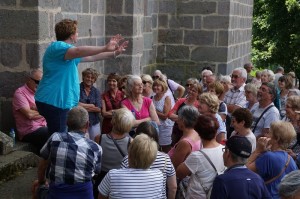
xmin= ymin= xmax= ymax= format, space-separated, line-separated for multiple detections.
xmin=226 ymin=136 xmax=252 ymax=158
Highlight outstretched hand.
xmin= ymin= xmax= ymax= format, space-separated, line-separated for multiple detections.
xmin=115 ymin=40 xmax=129 ymax=56
xmin=106 ymin=34 xmax=125 ymax=51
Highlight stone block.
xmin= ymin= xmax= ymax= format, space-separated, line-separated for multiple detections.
xmin=61 ymin=0 xmax=82 ymax=12
xmin=152 ymin=14 xmax=158 ymax=28
xmin=191 ymin=47 xmax=228 ymax=62
xmin=218 ymin=2 xmax=231 ymax=15
xmin=158 ymin=29 xmax=183 ymax=44
xmin=105 ymin=16 xmax=133 ymax=37
xmin=0 ymin=131 xmax=13 ymax=155
xmin=76 ymin=38 xmax=97 ymax=46
xmin=158 ymin=14 xmax=168 ymax=28
xmin=156 ymin=45 xmax=165 ymax=63
xmin=0 ymin=10 xmax=39 ymax=40
xmin=20 ymin=0 xmax=38 ymax=7
xmin=0 ymin=0 xmax=16 ymax=6
xmin=78 ymin=15 xmax=92 ymax=37
xmin=203 ymin=16 xmax=229 ymax=29
xmin=159 ymin=1 xmax=176 ymax=14
xmin=82 ymin=0 xmax=89 ymax=13
xmin=90 ymin=0 xmax=105 ymax=13
xmin=126 ymin=0 xmax=143 ymax=15
xmin=141 ymin=50 xmax=154 ymax=67
xmin=0 ymin=42 xmax=22 ymax=67
xmin=38 ymin=0 xmax=60 ymax=9
xmin=92 ymin=16 xmax=104 ymax=37
xmin=143 ymin=33 xmax=153 ymax=50
xmin=108 ymin=0 xmax=123 ymax=14
xmin=145 ymin=0 xmax=158 ymax=15
xmin=177 ymin=2 xmax=216 ymax=15
xmin=38 ymin=12 xmax=50 ymax=39
xmin=169 ymin=16 xmax=193 ymax=29
xmin=156 ymin=64 xmax=185 ymax=83
xmin=218 ymin=31 xmax=229 ymax=46
xmin=218 ymin=63 xmax=228 ymax=75
xmin=26 ymin=43 xmax=40 ymax=67
xmin=166 ymin=45 xmax=190 ymax=60
xmin=184 ymin=30 xmax=215 ymax=46
xmin=0 ymin=72 xmax=24 ymax=97
xmin=195 ymin=16 xmax=202 ymax=29
xmin=143 ymin=16 xmax=152 ymax=32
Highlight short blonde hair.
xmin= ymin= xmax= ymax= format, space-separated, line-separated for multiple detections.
xmin=82 ymin=68 xmax=99 ymax=81
xmin=153 ymin=78 xmax=168 ymax=93
xmin=128 ymin=134 xmax=158 ymax=169
xmin=286 ymin=96 xmax=300 ymax=111
xmin=208 ymin=81 xmax=224 ymax=96
xmin=261 ymin=69 xmax=275 ymax=82
xmin=199 ymin=93 xmax=219 ymax=114
xmin=270 ymin=121 xmax=296 ymax=149
xmin=141 ymin=74 xmax=153 ymax=85
xmin=244 ymin=83 xmax=258 ymax=97
xmin=111 ymin=108 xmax=135 ymax=134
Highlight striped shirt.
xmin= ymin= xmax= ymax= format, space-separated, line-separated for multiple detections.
xmin=98 ymin=168 xmax=164 ymax=199
xmin=40 ymin=131 xmax=102 ymax=184
xmin=224 ymin=84 xmax=247 ymax=115
xmin=121 ymin=151 xmax=176 ymax=199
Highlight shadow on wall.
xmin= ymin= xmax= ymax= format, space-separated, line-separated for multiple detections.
xmin=0 ymin=98 xmax=15 ymax=135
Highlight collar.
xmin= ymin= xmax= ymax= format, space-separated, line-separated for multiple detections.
xmin=225 ymin=164 xmax=246 ymax=173
xmin=231 ymin=83 xmax=245 ymax=92
xmin=70 ymin=131 xmax=86 ymax=138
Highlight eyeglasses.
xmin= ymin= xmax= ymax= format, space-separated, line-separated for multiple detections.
xmin=185 ymin=83 xmax=192 ymax=87
xmin=231 ymin=74 xmax=240 ymax=79
xmin=142 ymin=81 xmax=149 ymax=85
xmin=152 ymin=75 xmax=159 ymax=79
xmin=30 ymin=77 xmax=40 ymax=85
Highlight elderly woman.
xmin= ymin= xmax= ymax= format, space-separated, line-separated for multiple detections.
xmin=101 ymin=73 xmax=124 ymax=134
xmin=247 ymin=121 xmax=298 ymax=199
xmin=98 ymin=134 xmax=164 ymax=198
xmin=93 ymin=108 xmax=134 ymax=198
xmin=121 ymin=75 xmax=159 ymax=127
xmin=121 ymin=121 xmax=177 ymax=199
xmin=152 ymin=78 xmax=174 ymax=153
xmin=208 ymin=81 xmax=227 ymax=122
xmin=244 ymin=83 xmax=258 ymax=111
xmin=176 ymin=115 xmax=226 ymax=199
xmin=261 ymin=69 xmax=280 ymax=110
xmin=198 ymin=93 xmax=227 ymax=143
xmin=78 ymin=68 xmax=101 ymax=140
xmin=168 ymin=105 xmax=201 ymax=169
xmin=168 ymin=83 xmax=201 ymax=145
xmin=185 ymin=78 xmax=199 ymax=96
xmin=231 ymin=108 xmax=256 ymax=152
xmin=278 ymin=75 xmax=294 ymax=118
xmin=219 ymin=75 xmax=232 ymax=100
xmin=141 ymin=74 xmax=154 ymax=98
xmin=279 ymin=170 xmax=300 ymax=199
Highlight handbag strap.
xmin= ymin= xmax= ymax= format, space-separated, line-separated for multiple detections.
xmin=265 ymin=154 xmax=291 ymax=185
xmin=199 ymin=150 xmax=217 ymax=172
xmin=252 ymin=105 xmax=274 ymax=133
xmin=107 ymin=134 xmax=127 ymax=157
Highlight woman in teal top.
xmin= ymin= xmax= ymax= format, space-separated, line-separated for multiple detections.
xmin=35 ymin=19 xmax=128 ymax=135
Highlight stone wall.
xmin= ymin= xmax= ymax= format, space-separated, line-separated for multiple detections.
xmin=0 ymin=0 xmax=253 ymax=132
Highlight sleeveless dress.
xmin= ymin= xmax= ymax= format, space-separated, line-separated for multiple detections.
xmin=153 ymin=94 xmax=174 ymax=146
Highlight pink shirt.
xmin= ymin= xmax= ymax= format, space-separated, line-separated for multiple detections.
xmin=121 ymin=97 xmax=152 ymax=120
xmin=168 ymin=137 xmax=201 ymax=158
xmin=12 ymin=84 xmax=47 ymax=140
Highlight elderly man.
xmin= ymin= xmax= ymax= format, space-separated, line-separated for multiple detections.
xmin=152 ymin=70 xmax=185 ymax=107
xmin=12 ymin=68 xmax=49 ymax=153
xmin=279 ymin=170 xmax=300 ymax=199
xmin=250 ymin=82 xmax=280 ymax=137
xmin=224 ymin=67 xmax=248 ymax=137
xmin=210 ymin=136 xmax=271 ymax=199
xmin=35 ymin=106 xmax=102 ymax=199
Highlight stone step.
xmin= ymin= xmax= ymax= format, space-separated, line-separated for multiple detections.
xmin=0 ymin=148 xmax=39 ymax=182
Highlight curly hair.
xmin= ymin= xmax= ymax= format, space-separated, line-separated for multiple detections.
xmin=199 ymin=93 xmax=219 ymax=114
xmin=55 ymin=19 xmax=78 ymax=41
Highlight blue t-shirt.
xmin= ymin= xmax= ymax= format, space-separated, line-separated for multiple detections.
xmin=256 ymin=151 xmax=298 ymax=199
xmin=35 ymin=41 xmax=81 ymax=109
xmin=211 ymin=166 xmax=271 ymax=199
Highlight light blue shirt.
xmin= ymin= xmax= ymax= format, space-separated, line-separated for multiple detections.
xmin=35 ymin=41 xmax=81 ymax=109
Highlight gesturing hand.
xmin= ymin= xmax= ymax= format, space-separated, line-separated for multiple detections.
xmin=106 ymin=34 xmax=124 ymax=51
xmin=257 ymin=137 xmax=271 ymax=153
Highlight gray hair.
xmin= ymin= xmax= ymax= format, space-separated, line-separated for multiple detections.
xmin=261 ymin=69 xmax=275 ymax=82
xmin=186 ymin=78 xmax=199 ymax=84
xmin=233 ymin=67 xmax=247 ymax=80
xmin=125 ymin=75 xmax=142 ymax=96
xmin=178 ymin=105 xmax=200 ymax=128
xmin=154 ymin=70 xmax=167 ymax=80
xmin=26 ymin=68 xmax=42 ymax=78
xmin=229 ymin=151 xmax=248 ymax=164
xmin=201 ymin=69 xmax=213 ymax=77
xmin=279 ymin=170 xmax=300 ymax=198
xmin=219 ymin=75 xmax=231 ymax=83
xmin=244 ymin=83 xmax=258 ymax=97
xmin=67 ymin=106 xmax=89 ymax=131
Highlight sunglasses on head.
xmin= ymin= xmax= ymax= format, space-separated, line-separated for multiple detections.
xmin=30 ymin=77 xmax=40 ymax=84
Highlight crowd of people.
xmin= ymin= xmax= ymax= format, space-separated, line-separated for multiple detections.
xmin=11 ymin=18 xmax=300 ymax=199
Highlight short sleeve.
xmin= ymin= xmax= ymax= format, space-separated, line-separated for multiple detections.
xmin=167 ymin=79 xmax=179 ymax=92
xmin=98 ymin=171 xmax=111 ymax=196
xmin=165 ymin=155 xmax=176 ymax=177
xmin=262 ymin=109 xmax=280 ymax=129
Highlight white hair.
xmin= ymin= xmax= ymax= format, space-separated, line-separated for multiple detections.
xmin=233 ymin=67 xmax=247 ymax=80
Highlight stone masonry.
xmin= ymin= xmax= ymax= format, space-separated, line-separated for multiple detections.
xmin=0 ymin=0 xmax=253 ymax=132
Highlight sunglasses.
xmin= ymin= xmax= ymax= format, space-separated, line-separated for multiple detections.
xmin=185 ymin=83 xmax=193 ymax=87
xmin=231 ymin=74 xmax=240 ymax=79
xmin=30 ymin=77 xmax=40 ymax=84
xmin=152 ymin=75 xmax=159 ymax=79
xmin=142 ymin=81 xmax=149 ymax=85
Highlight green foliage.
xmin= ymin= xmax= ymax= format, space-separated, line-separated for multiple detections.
xmin=251 ymin=0 xmax=300 ymax=77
